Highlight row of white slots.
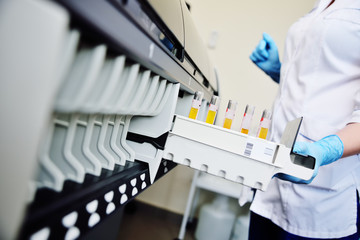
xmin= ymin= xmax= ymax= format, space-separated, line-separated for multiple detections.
xmin=55 ymin=29 xmax=174 ymax=115
xmin=35 ymin=29 xmax=178 ymax=193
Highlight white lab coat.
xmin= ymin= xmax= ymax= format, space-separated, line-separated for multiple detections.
xmin=250 ymin=0 xmax=360 ymax=238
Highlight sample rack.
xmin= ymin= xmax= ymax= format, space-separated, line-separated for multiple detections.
xmin=163 ymin=115 xmax=316 ymax=191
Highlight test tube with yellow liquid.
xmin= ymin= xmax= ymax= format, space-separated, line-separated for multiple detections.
xmin=240 ymin=104 xmax=255 ymax=134
xmin=205 ymin=96 xmax=220 ymax=124
xmin=188 ymin=91 xmax=204 ymax=120
xmin=257 ymin=109 xmax=272 ymax=139
xmin=223 ymin=100 xmax=237 ymax=129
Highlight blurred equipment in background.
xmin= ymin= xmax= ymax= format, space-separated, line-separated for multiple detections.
xmin=195 ymin=194 xmax=236 ymax=240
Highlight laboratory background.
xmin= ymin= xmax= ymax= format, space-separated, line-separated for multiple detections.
xmin=0 ymin=0 xmax=316 ymax=239
xmin=136 ymin=0 xmax=314 ymax=226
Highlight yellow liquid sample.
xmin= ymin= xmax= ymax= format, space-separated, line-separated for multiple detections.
xmin=241 ymin=128 xmax=249 ymax=134
xmin=188 ymin=107 xmax=199 ymax=119
xmin=258 ymin=127 xmax=268 ymax=139
xmin=223 ymin=118 xmax=233 ymax=129
xmin=206 ymin=110 xmax=217 ymax=124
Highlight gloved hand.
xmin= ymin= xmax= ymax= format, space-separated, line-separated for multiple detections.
xmin=250 ymin=32 xmax=281 ymax=83
xmin=276 ymin=135 xmax=344 ymax=184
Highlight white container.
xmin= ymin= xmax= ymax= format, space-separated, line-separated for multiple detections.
xmin=231 ymin=212 xmax=250 ymax=240
xmin=195 ymin=195 xmax=236 ymax=240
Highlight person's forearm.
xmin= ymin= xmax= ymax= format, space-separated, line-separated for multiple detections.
xmin=336 ymin=123 xmax=360 ymax=157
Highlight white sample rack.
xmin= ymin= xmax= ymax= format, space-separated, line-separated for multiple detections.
xmin=163 ymin=115 xmax=315 ymax=191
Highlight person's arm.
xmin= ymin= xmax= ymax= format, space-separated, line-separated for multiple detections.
xmin=277 ymin=122 xmax=360 ymax=184
xmin=336 ymin=122 xmax=360 ymax=157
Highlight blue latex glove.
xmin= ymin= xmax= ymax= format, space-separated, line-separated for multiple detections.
xmin=250 ymin=32 xmax=281 ymax=83
xmin=277 ymin=135 xmax=344 ymax=184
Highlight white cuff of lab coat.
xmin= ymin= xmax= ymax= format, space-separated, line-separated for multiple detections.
xmin=349 ymin=110 xmax=360 ymax=124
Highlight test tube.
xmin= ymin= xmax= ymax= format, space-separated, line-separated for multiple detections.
xmin=240 ymin=104 xmax=255 ymax=134
xmin=205 ymin=96 xmax=220 ymax=124
xmin=257 ymin=109 xmax=272 ymax=139
xmin=223 ymin=100 xmax=237 ymax=129
xmin=188 ymin=91 xmax=204 ymax=120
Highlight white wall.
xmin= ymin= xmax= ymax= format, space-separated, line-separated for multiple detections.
xmin=190 ymin=0 xmax=314 ymax=132
xmin=137 ymin=0 xmax=315 ymax=214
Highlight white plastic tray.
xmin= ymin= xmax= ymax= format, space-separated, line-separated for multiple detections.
xmin=163 ymin=115 xmax=315 ymax=191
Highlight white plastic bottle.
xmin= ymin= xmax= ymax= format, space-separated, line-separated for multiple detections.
xmin=195 ymin=195 xmax=236 ymax=240
xmin=230 ymin=210 xmax=250 ymax=240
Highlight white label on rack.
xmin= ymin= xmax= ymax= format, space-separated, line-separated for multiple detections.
xmin=244 ymin=139 xmax=276 ymax=164
xmin=244 ymin=142 xmax=254 ymax=157
xmin=264 ymin=147 xmax=274 ymax=156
